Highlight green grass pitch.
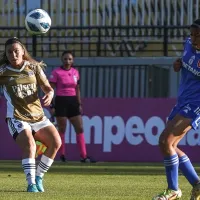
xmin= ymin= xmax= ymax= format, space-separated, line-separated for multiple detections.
xmin=0 ymin=161 xmax=196 ymax=199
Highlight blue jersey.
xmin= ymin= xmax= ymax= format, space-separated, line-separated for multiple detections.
xmin=168 ymin=38 xmax=200 ymax=129
xmin=178 ymin=38 xmax=200 ymax=106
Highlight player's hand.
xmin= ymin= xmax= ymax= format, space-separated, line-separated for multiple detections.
xmin=42 ymin=91 xmax=54 ymax=107
xmin=173 ymin=58 xmax=182 ymax=72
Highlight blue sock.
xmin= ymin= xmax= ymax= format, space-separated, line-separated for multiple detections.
xmin=179 ymin=155 xmax=200 ymax=186
xmin=164 ymin=154 xmax=179 ymax=190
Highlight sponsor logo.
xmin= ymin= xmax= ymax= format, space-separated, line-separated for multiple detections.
xmin=44 ymin=108 xmax=200 ymax=152
xmin=66 ymin=115 xmax=200 ymax=152
xmin=12 ymin=83 xmax=36 ymax=98
xmin=182 ymin=61 xmax=200 ymax=76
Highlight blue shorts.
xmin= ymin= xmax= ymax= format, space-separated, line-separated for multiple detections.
xmin=168 ymin=103 xmax=200 ymax=130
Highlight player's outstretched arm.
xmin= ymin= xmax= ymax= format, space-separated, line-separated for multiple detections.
xmin=40 ymin=82 xmax=54 ymax=107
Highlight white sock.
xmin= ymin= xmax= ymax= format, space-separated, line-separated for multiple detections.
xmin=22 ymin=158 xmax=36 ymax=185
xmin=36 ymin=155 xmax=54 ymax=178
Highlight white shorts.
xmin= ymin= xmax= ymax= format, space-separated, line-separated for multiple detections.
xmin=7 ymin=117 xmax=53 ymax=140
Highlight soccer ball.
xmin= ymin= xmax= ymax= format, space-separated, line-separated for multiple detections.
xmin=25 ymin=9 xmax=51 ymax=35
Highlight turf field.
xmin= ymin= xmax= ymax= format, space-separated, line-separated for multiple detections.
xmin=0 ymin=161 xmax=195 ymax=199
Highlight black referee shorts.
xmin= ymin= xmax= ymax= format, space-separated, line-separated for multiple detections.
xmin=55 ymin=96 xmax=81 ymax=118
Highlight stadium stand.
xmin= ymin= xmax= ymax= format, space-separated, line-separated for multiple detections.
xmin=0 ymin=0 xmax=197 ymax=57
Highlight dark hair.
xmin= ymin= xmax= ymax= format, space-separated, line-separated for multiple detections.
xmin=5 ymin=37 xmax=22 ymax=48
xmin=191 ymin=19 xmax=200 ymax=28
xmin=0 ymin=37 xmax=46 ymax=68
xmin=61 ymin=50 xmax=74 ymax=57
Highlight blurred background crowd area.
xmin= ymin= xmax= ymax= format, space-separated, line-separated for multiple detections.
xmin=0 ymin=0 xmax=197 ymax=98
xmin=0 ymin=0 xmax=198 ymax=57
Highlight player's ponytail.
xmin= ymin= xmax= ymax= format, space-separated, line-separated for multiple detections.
xmin=0 ymin=52 xmax=9 ymax=67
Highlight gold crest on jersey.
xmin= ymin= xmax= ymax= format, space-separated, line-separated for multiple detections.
xmin=28 ymin=71 xmax=34 ymax=76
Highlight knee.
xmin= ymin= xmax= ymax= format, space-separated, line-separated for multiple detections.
xmin=172 ymin=143 xmax=178 ymax=152
xmin=76 ymin=125 xmax=84 ymax=134
xmin=58 ymin=126 xmax=66 ymax=133
xmin=52 ymin=136 xmax=62 ymax=151
xmin=159 ymin=134 xmax=171 ymax=154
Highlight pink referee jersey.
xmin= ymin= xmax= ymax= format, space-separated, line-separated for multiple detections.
xmin=49 ymin=66 xmax=80 ymax=96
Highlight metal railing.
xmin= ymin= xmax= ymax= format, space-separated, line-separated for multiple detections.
xmin=0 ymin=57 xmax=178 ymax=98
xmin=41 ymin=57 xmax=178 ymax=98
xmin=0 ymin=25 xmax=189 ymax=57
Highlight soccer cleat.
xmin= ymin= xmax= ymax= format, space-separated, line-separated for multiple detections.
xmin=35 ymin=176 xmax=44 ymax=192
xmin=152 ymin=188 xmax=182 ymax=200
xmin=60 ymin=155 xmax=66 ymax=162
xmin=190 ymin=183 xmax=200 ymax=200
xmin=80 ymin=156 xmax=96 ymax=163
xmin=27 ymin=184 xmax=39 ymax=192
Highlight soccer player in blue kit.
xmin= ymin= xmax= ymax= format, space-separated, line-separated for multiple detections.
xmin=153 ymin=19 xmax=200 ymax=200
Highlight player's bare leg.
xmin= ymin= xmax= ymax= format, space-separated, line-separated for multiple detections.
xmin=34 ymin=125 xmax=61 ymax=192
